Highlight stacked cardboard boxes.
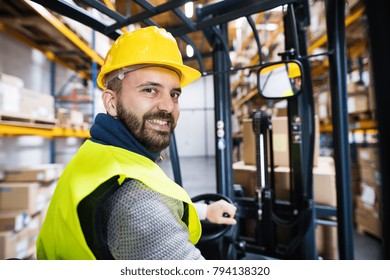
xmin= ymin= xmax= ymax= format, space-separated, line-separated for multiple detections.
xmin=316 ymin=80 xmax=374 ymax=126
xmin=0 ymin=164 xmax=62 ymax=259
xmin=354 ymin=145 xmax=382 ymax=239
xmin=0 ymin=73 xmax=24 ymax=116
xmin=347 ymin=82 xmax=371 ymax=115
xmin=235 ymin=115 xmax=338 ymax=259
xmin=56 ymin=108 xmax=87 ymax=129
xmin=0 ymin=72 xmax=55 ymax=123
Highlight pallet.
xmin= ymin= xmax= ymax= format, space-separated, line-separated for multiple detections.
xmin=356 ymin=224 xmax=382 ymax=241
xmin=349 ymin=111 xmax=375 ymax=122
xmin=0 ymin=112 xmax=57 ymax=129
xmin=57 ymin=122 xmax=90 ymax=131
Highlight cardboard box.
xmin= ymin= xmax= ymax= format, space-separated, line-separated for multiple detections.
xmin=38 ymin=201 xmax=50 ymax=228
xmin=316 ymin=91 xmax=332 ymax=123
xmin=0 ymin=215 xmax=40 ymax=260
xmin=0 ymin=211 xmax=31 ymax=232
xmin=242 ymin=119 xmax=256 ymax=166
xmin=0 ymin=228 xmax=29 ymax=260
xmin=273 ymin=157 xmax=336 ymax=206
xmin=355 ymin=197 xmax=382 ymax=240
xmin=347 ymin=81 xmax=368 ymax=95
xmin=272 ymin=116 xmax=290 ymax=167
xmin=38 ymin=180 xmax=57 ymax=202
xmin=3 ymin=164 xmax=63 ymax=183
xmin=359 ymin=182 xmax=381 ymax=209
xmin=348 ymin=93 xmax=369 ymax=114
xmin=316 ymin=224 xmax=338 ymax=260
xmin=357 ymin=146 xmax=380 ymax=168
xmin=277 ymin=222 xmax=338 ymax=259
xmin=0 ymin=72 xmax=24 ymax=88
xmin=233 ymin=161 xmax=257 ymax=197
xmin=313 ymin=157 xmax=337 ymax=206
xmin=242 ymin=116 xmax=319 ymax=167
xmin=56 ymin=108 xmax=84 ymax=127
xmin=19 ymin=88 xmax=55 ymax=120
xmin=0 ymin=182 xmax=40 ymax=215
xmin=233 ymin=157 xmax=336 ymax=206
xmin=0 ymin=82 xmax=21 ymax=114
xmin=359 ymin=165 xmax=381 ymax=187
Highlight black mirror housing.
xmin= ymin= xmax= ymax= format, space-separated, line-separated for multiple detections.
xmin=257 ymin=60 xmax=304 ymax=99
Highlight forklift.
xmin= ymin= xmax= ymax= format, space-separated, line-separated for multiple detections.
xmin=30 ymin=0 xmax=389 ymax=260
xmin=163 ymin=0 xmax=356 ymax=260
xmin=190 ymin=0 xmax=355 ymax=260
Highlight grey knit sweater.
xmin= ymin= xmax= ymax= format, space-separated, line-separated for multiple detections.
xmin=101 ymin=179 xmax=204 ymax=260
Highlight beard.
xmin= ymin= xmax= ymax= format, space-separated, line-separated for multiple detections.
xmin=116 ymin=100 xmax=176 ymax=153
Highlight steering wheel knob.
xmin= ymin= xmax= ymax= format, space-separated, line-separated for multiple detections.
xmin=191 ymin=193 xmax=234 ymax=242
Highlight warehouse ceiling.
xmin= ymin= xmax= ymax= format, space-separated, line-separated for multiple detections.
xmin=0 ymin=0 xmax=289 ymax=80
xmin=0 ymin=0 xmax=367 ymax=84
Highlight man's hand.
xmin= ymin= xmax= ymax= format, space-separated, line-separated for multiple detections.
xmin=206 ymin=200 xmax=237 ymax=225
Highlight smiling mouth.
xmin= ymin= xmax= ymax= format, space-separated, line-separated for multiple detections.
xmin=146 ymin=118 xmax=171 ymax=131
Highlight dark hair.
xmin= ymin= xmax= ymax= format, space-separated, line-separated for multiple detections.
xmin=106 ymin=76 xmax=122 ymax=94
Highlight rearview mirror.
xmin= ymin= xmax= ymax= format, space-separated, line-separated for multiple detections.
xmin=257 ymin=61 xmax=303 ymax=99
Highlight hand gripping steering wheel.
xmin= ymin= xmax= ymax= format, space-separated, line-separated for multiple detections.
xmin=191 ymin=193 xmax=234 ymax=242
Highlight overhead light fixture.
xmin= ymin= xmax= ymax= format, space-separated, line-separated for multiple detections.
xmin=256 ymin=23 xmax=278 ymax=31
xmin=270 ymin=5 xmax=285 ymax=12
xmin=235 ymin=17 xmax=246 ymax=29
xmin=185 ymin=2 xmax=194 ymax=18
xmin=186 ymin=45 xmax=194 ymax=58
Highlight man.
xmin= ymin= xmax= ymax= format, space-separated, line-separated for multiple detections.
xmin=36 ymin=26 xmax=236 ymax=260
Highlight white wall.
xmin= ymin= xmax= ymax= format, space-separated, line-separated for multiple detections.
xmin=174 ymin=75 xmax=215 ymax=157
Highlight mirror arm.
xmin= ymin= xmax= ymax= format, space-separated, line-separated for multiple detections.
xmin=246 ymin=15 xmax=264 ymax=65
xmin=277 ymin=49 xmax=297 ymax=60
xmin=300 ymin=50 xmax=334 ymax=60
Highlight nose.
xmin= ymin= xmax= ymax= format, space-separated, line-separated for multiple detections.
xmin=157 ymin=91 xmax=175 ymax=113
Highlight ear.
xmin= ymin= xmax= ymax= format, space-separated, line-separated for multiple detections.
xmin=102 ymin=89 xmax=118 ymax=117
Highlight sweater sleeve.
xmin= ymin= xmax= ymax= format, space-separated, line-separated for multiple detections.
xmin=102 ymin=179 xmax=204 ymax=260
xmin=193 ymin=202 xmax=208 ymax=220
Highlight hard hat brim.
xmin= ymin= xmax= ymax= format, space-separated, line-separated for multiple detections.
xmin=97 ymin=61 xmax=201 ymax=89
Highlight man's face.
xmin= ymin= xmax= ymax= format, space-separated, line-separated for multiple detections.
xmin=116 ymin=66 xmax=181 ymax=153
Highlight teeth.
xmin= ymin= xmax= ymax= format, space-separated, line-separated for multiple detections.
xmin=149 ymin=119 xmax=168 ymax=125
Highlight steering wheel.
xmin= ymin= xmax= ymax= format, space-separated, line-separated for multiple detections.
xmin=191 ymin=193 xmax=234 ymax=242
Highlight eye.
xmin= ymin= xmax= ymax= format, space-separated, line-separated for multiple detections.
xmin=170 ymin=91 xmax=181 ymax=99
xmin=143 ymin=87 xmax=158 ymax=95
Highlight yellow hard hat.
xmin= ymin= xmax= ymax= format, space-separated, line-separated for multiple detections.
xmin=287 ymin=62 xmax=301 ymax=79
xmin=97 ymin=26 xmax=201 ymax=89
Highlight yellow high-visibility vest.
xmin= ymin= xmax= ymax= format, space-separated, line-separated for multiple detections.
xmin=36 ymin=140 xmax=201 ymax=260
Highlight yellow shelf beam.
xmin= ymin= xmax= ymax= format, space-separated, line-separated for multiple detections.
xmin=234 ymin=88 xmax=258 ymax=110
xmin=102 ymin=0 xmax=127 ymax=33
xmin=320 ymin=119 xmax=377 ymax=133
xmin=26 ymin=0 xmax=104 ymax=66
xmin=349 ymin=119 xmax=377 ymax=131
xmin=51 ymin=127 xmax=91 ymax=138
xmin=308 ymin=6 xmax=365 ymax=54
xmin=0 ymin=124 xmax=90 ymax=138
xmin=231 ymin=21 xmax=284 ymax=94
xmin=232 ymin=13 xmax=265 ymax=66
xmin=0 ymin=23 xmax=89 ymax=80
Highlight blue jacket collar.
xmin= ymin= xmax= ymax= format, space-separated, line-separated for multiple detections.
xmin=90 ymin=113 xmax=160 ymax=162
